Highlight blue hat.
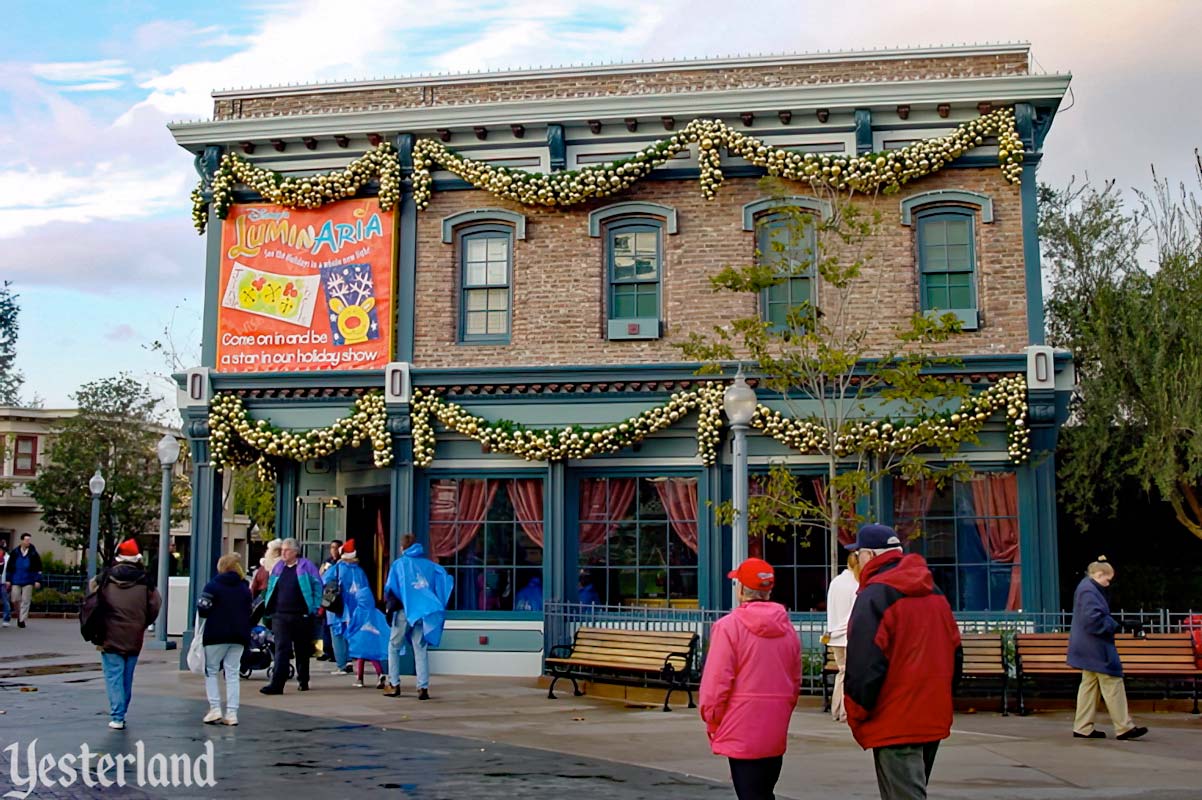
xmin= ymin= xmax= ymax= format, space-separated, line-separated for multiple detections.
xmin=845 ymin=523 xmax=902 ymax=551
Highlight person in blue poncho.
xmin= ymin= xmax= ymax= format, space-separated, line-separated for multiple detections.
xmin=383 ymin=534 xmax=453 ymax=700
xmin=323 ymin=540 xmax=390 ymax=689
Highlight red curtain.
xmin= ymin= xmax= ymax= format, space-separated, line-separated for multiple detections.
xmin=892 ymin=480 xmax=937 ymax=542
xmin=811 ymin=477 xmax=857 ymax=547
xmin=970 ymin=473 xmax=1022 ymax=611
xmin=652 ymin=477 xmax=699 ymax=553
xmin=429 ymin=479 xmax=498 ymax=560
xmin=508 ymin=479 xmax=545 ymax=548
xmin=578 ymin=478 xmax=637 ymax=555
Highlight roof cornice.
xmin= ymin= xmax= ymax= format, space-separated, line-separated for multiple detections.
xmin=169 ymin=73 xmax=1070 ymax=151
xmin=210 ymin=43 xmax=1032 ymax=99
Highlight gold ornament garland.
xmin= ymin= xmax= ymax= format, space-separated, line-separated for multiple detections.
xmin=412 ymin=107 xmax=1022 ymax=209
xmin=189 ymin=108 xmax=1024 ymax=228
xmin=752 ymin=375 xmax=1031 ymax=463
xmin=208 ymin=392 xmax=392 ymax=480
xmin=191 ymin=143 xmax=401 ymax=233
xmin=410 ymin=384 xmax=727 ymax=467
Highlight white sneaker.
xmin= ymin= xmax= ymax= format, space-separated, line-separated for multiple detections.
xmin=203 ymin=709 xmax=223 ymax=724
xmin=352 ymin=680 xmax=364 ymax=688
xmin=1 ymin=621 xmax=8 ymax=627
xmin=222 ymin=714 xmax=238 ymax=726
xmin=108 ymin=720 xmax=125 ymax=730
xmin=330 ymin=668 xmax=348 ymax=675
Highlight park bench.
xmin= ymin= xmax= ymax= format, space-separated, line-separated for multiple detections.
xmin=545 ymin=627 xmax=699 ymax=712
xmin=821 ymin=632 xmax=1009 ymax=714
xmin=1015 ymin=632 xmax=1201 ymax=716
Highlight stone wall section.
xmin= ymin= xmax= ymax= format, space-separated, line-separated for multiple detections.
xmin=213 ymin=53 xmax=1029 ymax=120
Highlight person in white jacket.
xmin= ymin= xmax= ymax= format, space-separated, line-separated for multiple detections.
xmin=825 ymin=553 xmax=861 ymax=722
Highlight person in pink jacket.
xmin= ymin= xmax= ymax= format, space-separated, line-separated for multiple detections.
xmin=700 ymin=557 xmax=802 ymax=800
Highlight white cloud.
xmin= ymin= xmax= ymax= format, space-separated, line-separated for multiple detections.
xmin=29 ymin=59 xmax=131 ymax=86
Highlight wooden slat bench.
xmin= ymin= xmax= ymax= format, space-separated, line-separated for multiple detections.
xmin=821 ymin=632 xmax=1009 ymax=714
xmin=545 ymin=627 xmax=699 ymax=712
xmin=1016 ymin=632 xmax=1202 ymax=715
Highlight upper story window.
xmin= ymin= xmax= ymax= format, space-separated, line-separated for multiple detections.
xmin=13 ymin=435 xmax=36 ymax=476
xmin=459 ymin=225 xmax=512 ymax=343
xmin=916 ymin=209 xmax=978 ymax=330
xmin=589 ymin=201 xmax=678 ymax=341
xmin=756 ymin=212 xmax=816 ymax=330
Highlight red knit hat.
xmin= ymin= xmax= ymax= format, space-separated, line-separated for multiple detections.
xmin=339 ymin=539 xmax=356 ymax=559
xmin=728 ymin=557 xmax=775 ymax=591
xmin=116 ymin=538 xmax=141 ymax=560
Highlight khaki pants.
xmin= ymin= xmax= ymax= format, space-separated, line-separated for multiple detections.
xmin=831 ymin=645 xmax=847 ymax=721
xmin=1074 ymin=670 xmax=1134 ymax=736
xmin=12 ymin=584 xmax=33 ymax=624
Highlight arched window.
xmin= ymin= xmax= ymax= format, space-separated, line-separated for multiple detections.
xmin=458 ymin=224 xmax=513 ymax=343
xmin=756 ymin=212 xmax=816 ymax=330
xmin=915 ymin=208 xmax=978 ymax=330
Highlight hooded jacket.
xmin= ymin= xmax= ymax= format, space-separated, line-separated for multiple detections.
xmin=200 ymin=570 xmax=252 ymax=647
xmin=698 ymin=601 xmax=801 ymax=759
xmin=324 ymin=559 xmax=390 ymax=663
xmin=95 ymin=562 xmax=161 ymax=657
xmin=845 ymin=551 xmax=962 ymax=750
xmin=384 ymin=543 xmax=453 ymax=648
xmin=1067 ymin=576 xmax=1122 ymax=676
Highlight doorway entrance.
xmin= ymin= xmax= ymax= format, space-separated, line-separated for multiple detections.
xmin=346 ymin=491 xmax=390 ymax=601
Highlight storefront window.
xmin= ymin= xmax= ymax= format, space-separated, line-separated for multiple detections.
xmin=428 ymin=478 xmax=544 ymax=612
xmin=577 ymin=476 xmax=699 ymax=608
xmin=747 ymin=476 xmax=834 ymax=612
xmin=893 ymin=472 xmax=1021 ymax=611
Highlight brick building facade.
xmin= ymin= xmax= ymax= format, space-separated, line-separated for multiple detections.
xmin=171 ymin=44 xmax=1072 ymax=676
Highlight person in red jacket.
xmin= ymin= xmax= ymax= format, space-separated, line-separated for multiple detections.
xmin=699 ymin=558 xmax=801 ymax=800
xmin=844 ymin=524 xmax=962 ymax=800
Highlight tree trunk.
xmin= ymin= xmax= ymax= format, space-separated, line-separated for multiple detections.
xmin=829 ymin=458 xmax=839 ymax=586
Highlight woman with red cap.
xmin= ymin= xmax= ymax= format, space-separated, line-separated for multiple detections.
xmin=699 ymin=557 xmax=801 ymax=800
xmin=89 ymin=538 xmax=161 ymax=730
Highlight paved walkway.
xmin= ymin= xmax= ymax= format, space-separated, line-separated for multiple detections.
xmin=3 ymin=620 xmax=1201 ymax=798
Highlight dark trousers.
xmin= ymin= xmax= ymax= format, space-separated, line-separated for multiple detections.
xmin=872 ymin=741 xmax=940 ymax=800
xmin=269 ymin=613 xmax=312 ymax=690
xmin=728 ymin=756 xmax=783 ymax=800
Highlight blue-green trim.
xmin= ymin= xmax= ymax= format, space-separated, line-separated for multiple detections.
xmin=901 ymin=190 xmax=994 ymax=226
xmin=854 ymin=109 xmax=873 ymax=155
xmin=395 ymin=133 xmax=417 ymax=363
xmin=741 ymin=196 xmax=832 ymax=230
xmin=1015 ymin=105 xmax=1046 ymax=346
xmin=547 ymin=124 xmax=566 ymax=172
xmin=441 ymin=209 xmax=527 ymax=243
xmin=201 ymin=147 xmax=225 ymax=368
xmin=588 ymin=201 xmax=678 ymax=237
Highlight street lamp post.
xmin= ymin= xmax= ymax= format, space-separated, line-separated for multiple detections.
xmin=150 ymin=434 xmax=180 ymax=650
xmin=86 ymin=469 xmax=105 ymax=586
xmin=723 ymin=370 xmax=757 ymax=608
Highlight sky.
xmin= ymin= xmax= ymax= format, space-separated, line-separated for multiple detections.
xmin=1 ymin=0 xmax=1200 ymax=409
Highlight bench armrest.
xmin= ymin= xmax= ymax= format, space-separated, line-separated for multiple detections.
xmin=548 ymin=644 xmax=574 ymax=660
xmin=662 ymin=650 xmax=696 ymax=677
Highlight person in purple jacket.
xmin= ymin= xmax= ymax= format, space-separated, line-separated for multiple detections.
xmin=1068 ymin=557 xmax=1148 ymax=741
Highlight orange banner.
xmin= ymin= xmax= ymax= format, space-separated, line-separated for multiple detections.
xmin=216 ymin=200 xmax=395 ymax=373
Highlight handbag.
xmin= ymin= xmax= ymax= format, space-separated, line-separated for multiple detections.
xmin=187 ymin=614 xmax=207 ymax=675
xmin=321 ymin=565 xmax=343 ymax=615
xmin=79 ymin=572 xmax=110 ymax=645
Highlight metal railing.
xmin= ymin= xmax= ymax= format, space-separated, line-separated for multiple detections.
xmin=544 ymin=602 xmax=1202 ymax=696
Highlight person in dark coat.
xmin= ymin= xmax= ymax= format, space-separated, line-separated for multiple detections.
xmin=90 ymin=538 xmax=161 ymax=730
xmin=1068 ymin=557 xmax=1148 ymax=740
xmin=200 ymin=553 xmax=252 ymax=726
xmin=844 ymin=524 xmax=962 ymax=800
xmin=3 ymin=532 xmax=43 ymax=628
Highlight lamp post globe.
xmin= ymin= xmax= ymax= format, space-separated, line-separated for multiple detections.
xmin=723 ymin=371 xmax=756 ymax=608
xmin=89 ymin=470 xmax=106 ymax=497
xmin=156 ymin=433 xmax=181 ymax=466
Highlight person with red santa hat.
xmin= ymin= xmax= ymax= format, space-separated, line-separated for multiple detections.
xmin=89 ymin=538 xmax=161 ymax=730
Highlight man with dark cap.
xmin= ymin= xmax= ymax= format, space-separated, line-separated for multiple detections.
xmin=844 ymin=524 xmax=962 ymax=800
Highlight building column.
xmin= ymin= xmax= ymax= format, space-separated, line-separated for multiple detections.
xmin=274 ymin=461 xmax=298 ymax=541
xmin=1022 ymin=385 xmax=1062 ymax=613
xmin=179 ymin=413 xmax=223 ymax=668
xmin=386 ymin=409 xmax=415 ymax=556
xmin=546 ymin=461 xmax=567 ymax=605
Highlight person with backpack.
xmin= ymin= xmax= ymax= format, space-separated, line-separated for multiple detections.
xmin=199 ymin=553 xmax=252 ymax=726
xmin=3 ymin=533 xmax=42 ymax=628
xmin=88 ymin=538 xmax=161 ymax=730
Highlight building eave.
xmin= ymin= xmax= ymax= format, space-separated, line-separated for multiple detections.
xmin=169 ymin=73 xmax=1071 ymax=152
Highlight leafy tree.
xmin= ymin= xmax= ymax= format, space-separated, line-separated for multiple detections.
xmin=1043 ymin=157 xmax=1202 ymax=539
xmin=680 ymin=179 xmax=977 ymax=580
xmin=0 ymin=281 xmax=26 ymax=406
xmin=232 ymin=465 xmax=276 ymax=540
xmin=28 ymin=375 xmax=185 ymax=562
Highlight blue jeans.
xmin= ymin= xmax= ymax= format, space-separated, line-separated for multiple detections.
xmin=204 ymin=643 xmax=244 ymax=714
xmin=0 ymin=582 xmax=9 ymax=622
xmin=388 ymin=613 xmax=429 ymax=689
xmin=330 ymin=632 xmax=349 ymax=669
xmin=100 ymin=652 xmax=138 ymax=723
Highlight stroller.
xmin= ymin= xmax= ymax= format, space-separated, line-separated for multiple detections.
xmin=239 ymin=624 xmax=294 ymax=681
